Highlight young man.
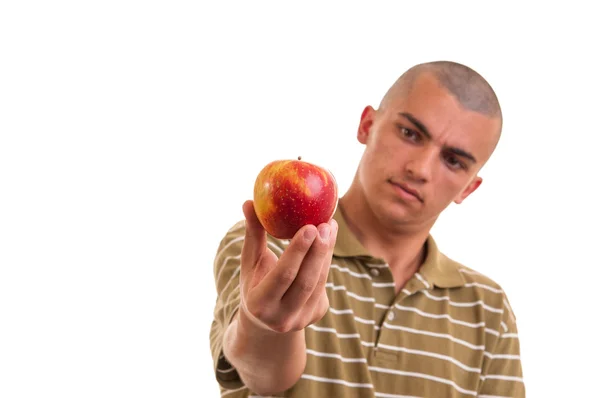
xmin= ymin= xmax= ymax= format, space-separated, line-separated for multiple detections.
xmin=210 ymin=61 xmax=525 ymax=397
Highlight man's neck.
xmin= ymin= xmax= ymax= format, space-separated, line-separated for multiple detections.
xmin=338 ymin=190 xmax=433 ymax=288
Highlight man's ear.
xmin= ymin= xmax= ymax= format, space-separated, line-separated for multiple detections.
xmin=454 ymin=176 xmax=483 ymax=204
xmin=357 ymin=105 xmax=376 ymax=144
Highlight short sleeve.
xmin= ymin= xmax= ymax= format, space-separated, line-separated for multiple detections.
xmin=208 ymin=220 xmax=288 ymax=392
xmin=209 ymin=221 xmax=246 ymax=390
xmin=478 ymin=293 xmax=526 ymax=397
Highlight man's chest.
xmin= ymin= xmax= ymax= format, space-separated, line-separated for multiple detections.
xmin=297 ymin=259 xmax=496 ymax=397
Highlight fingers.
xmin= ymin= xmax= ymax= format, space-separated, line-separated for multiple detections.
xmin=294 ymin=219 xmax=338 ymax=312
xmin=240 ymin=200 xmax=266 ymax=277
xmin=280 ymin=219 xmax=337 ymax=309
xmin=254 ymin=224 xmax=319 ymax=301
xmin=242 ymin=217 xmax=338 ymax=334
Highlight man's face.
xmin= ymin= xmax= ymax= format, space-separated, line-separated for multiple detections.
xmin=356 ymin=73 xmax=501 ymax=229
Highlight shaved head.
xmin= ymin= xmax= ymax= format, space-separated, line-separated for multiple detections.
xmin=345 ymin=60 xmax=506 ymax=233
xmin=379 ymin=61 xmax=502 ymax=134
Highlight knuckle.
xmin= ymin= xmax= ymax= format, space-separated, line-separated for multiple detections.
xmin=298 ymin=279 xmax=316 ymax=294
xmin=291 ymin=239 xmax=311 ymax=254
xmin=271 ymin=319 xmax=294 ymax=334
xmin=278 ymin=268 xmax=297 ymax=285
xmin=250 ymin=305 xmax=266 ymax=321
xmin=315 ymin=277 xmax=327 ymax=291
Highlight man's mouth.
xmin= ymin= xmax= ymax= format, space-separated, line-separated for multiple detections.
xmin=389 ymin=181 xmax=424 ymax=203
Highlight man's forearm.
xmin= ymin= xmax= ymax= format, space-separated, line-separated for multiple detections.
xmin=222 ymin=309 xmax=307 ymax=396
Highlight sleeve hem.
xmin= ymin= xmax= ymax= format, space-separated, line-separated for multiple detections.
xmin=213 ymin=306 xmax=245 ymax=390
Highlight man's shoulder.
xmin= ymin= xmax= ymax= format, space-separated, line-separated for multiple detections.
xmin=442 ymin=254 xmax=519 ymax=323
xmin=448 ymin=257 xmax=504 ymax=291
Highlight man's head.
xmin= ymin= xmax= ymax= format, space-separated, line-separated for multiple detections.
xmin=353 ymin=60 xmax=502 ymax=230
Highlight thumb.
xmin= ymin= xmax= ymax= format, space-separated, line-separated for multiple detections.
xmin=241 ymin=200 xmax=266 ymax=275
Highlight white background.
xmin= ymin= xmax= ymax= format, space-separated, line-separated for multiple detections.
xmin=1 ymin=1 xmax=598 ymax=397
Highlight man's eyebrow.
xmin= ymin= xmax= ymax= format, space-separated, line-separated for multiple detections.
xmin=398 ymin=112 xmax=477 ymax=163
xmin=447 ymin=147 xmax=477 ymax=163
xmin=399 ymin=112 xmax=432 ymax=139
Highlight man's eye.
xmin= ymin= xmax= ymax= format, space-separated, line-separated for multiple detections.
xmin=445 ymin=154 xmax=464 ymax=169
xmin=400 ymin=127 xmax=419 ymax=141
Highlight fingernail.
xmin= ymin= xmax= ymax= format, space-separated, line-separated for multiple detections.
xmin=304 ymin=227 xmax=317 ymax=242
xmin=330 ymin=219 xmax=338 ymax=233
xmin=319 ymin=225 xmax=330 ymax=241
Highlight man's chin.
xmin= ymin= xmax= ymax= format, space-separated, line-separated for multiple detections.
xmin=375 ymin=201 xmax=420 ymax=226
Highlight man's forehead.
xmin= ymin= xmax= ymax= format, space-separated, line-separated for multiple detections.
xmin=397 ymin=73 xmax=457 ymax=106
xmin=386 ymin=84 xmax=500 ymax=161
xmin=390 ymin=74 xmax=498 ymax=125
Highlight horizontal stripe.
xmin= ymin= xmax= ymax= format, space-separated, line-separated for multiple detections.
xmin=458 ymin=268 xmax=480 ymax=276
xmin=215 ymin=236 xmax=284 ymax=265
xmin=326 ymin=283 xmax=375 ymax=302
xmin=354 ymin=315 xmax=376 ymax=326
xmin=306 ymin=348 xmax=367 ymax=363
xmin=377 ymin=343 xmax=481 ymax=373
xmin=368 ymin=366 xmax=477 ymax=396
xmin=308 ymin=324 xmax=360 ymax=338
xmin=373 ymin=282 xmax=396 ymax=288
xmin=478 ymin=395 xmax=512 ymax=398
xmin=465 ymin=282 xmax=503 ymax=294
xmin=328 ymin=307 xmax=353 ymax=315
xmin=484 ymin=328 xmax=500 ymax=337
xmin=348 ymin=291 xmax=376 ymax=303
xmin=420 ymin=290 xmax=503 ymax=313
xmin=480 ymin=374 xmax=524 ymax=382
xmin=300 ymin=373 xmax=374 ymax=388
xmin=307 ymin=324 xmax=374 ymax=347
xmin=395 ymin=304 xmax=486 ymax=328
xmin=330 ymin=264 xmax=372 ymax=279
xmin=375 ymin=393 xmax=423 ymax=398
xmin=327 ymin=307 xmax=382 ymax=333
xmin=483 ymin=352 xmax=520 ymax=360
xmin=365 ymin=263 xmax=390 ymax=269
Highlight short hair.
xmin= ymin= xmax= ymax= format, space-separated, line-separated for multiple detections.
xmin=379 ymin=60 xmax=502 ymax=122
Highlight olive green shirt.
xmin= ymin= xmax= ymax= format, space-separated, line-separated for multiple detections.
xmin=210 ymin=206 xmax=525 ymax=397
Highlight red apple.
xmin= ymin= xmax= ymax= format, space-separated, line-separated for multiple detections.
xmin=253 ymin=157 xmax=338 ymax=240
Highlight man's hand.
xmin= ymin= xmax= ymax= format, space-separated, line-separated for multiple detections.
xmin=239 ymin=199 xmax=338 ymax=334
xmin=221 ymin=200 xmax=338 ymax=395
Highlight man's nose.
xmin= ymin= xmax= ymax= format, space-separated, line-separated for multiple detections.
xmin=404 ymin=148 xmax=437 ymax=182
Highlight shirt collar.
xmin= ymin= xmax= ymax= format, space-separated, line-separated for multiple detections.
xmin=331 ymin=203 xmax=465 ymax=289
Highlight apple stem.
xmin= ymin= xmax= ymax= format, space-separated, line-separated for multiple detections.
xmin=298 ymin=156 xmax=302 ymax=161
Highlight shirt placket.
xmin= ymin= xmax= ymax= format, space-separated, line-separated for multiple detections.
xmin=369 ymin=267 xmax=430 ymax=361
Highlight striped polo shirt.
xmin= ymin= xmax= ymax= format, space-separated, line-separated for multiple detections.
xmin=210 ymin=205 xmax=525 ymax=397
